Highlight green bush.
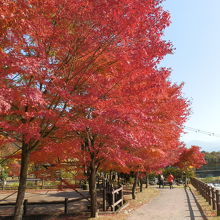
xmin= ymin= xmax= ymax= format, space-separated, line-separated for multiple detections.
xmin=129 ymin=177 xmax=135 ymax=184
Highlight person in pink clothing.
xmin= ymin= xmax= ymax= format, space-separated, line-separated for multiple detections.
xmin=167 ymin=173 xmax=174 ymax=189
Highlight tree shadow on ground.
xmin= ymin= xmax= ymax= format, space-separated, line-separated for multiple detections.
xmin=47 ymin=191 xmax=88 ymax=198
xmin=185 ymin=187 xmax=209 ymax=220
xmin=189 ymin=186 xmax=218 ymax=219
xmin=1 ymin=213 xmax=90 ymax=220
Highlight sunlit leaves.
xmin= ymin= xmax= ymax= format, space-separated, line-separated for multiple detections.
xmin=0 ymin=0 xmax=191 ymax=182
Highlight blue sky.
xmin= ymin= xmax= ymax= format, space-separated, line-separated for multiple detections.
xmin=161 ymin=0 xmax=220 ymax=151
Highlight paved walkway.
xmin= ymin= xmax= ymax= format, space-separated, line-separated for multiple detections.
xmin=127 ymin=187 xmax=207 ymax=220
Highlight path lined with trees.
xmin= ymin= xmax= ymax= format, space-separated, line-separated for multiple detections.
xmin=0 ymin=0 xmax=206 ymax=219
xmin=127 ymin=187 xmax=206 ymax=220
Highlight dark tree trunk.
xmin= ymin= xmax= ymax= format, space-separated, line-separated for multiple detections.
xmin=109 ymin=170 xmax=112 ymax=181
xmin=117 ymin=172 xmax=120 ymax=186
xmin=132 ymin=172 xmax=139 ymax=199
xmin=140 ymin=178 xmax=143 ymax=192
xmin=146 ymin=173 xmax=149 ymax=188
xmin=88 ymin=157 xmax=97 ymax=218
xmin=14 ymin=146 xmax=30 ymax=220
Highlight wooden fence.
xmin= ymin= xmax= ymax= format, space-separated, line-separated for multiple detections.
xmin=0 ymin=197 xmax=86 ymax=216
xmin=191 ymin=177 xmax=220 ymax=216
xmin=103 ymin=184 xmax=123 ymax=212
xmin=0 ymin=178 xmax=76 ymax=190
xmin=0 ymin=178 xmax=124 ymax=216
xmin=1 ymin=185 xmax=59 ymax=190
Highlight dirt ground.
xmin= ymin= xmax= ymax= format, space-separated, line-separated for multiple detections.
xmin=1 ymin=185 xmax=216 ymax=220
xmin=0 ymin=189 xmax=90 ymax=217
xmin=89 ymin=186 xmax=159 ymax=220
xmin=0 ymin=185 xmax=158 ymax=219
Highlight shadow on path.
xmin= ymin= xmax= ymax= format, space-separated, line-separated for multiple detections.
xmin=184 ymin=187 xmax=208 ymax=220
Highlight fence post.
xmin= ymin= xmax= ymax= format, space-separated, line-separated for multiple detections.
xmin=112 ymin=191 xmax=115 ymax=212
xmin=205 ymin=185 xmax=209 ymax=202
xmin=208 ymin=186 xmax=212 ymax=205
xmin=23 ymin=199 xmax=28 ymax=216
xmin=121 ymin=186 xmax=124 ymax=206
xmin=212 ymin=188 xmax=216 ymax=210
xmin=64 ymin=198 xmax=68 ymax=214
xmin=202 ymin=183 xmax=205 ymax=198
xmin=103 ymin=187 xmax=107 ymax=211
xmin=204 ymin=183 xmax=206 ymax=198
xmin=216 ymin=190 xmax=220 ymax=216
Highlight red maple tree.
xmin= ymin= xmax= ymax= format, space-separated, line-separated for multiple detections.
xmin=0 ymin=0 xmax=189 ymax=218
xmin=174 ymin=145 xmax=206 ymax=169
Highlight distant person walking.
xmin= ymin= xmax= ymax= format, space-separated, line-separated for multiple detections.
xmin=167 ymin=173 xmax=174 ymax=189
xmin=158 ymin=174 xmax=164 ymax=188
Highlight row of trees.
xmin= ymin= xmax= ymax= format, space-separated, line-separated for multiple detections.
xmin=197 ymin=151 xmax=220 ymax=170
xmin=203 ymin=151 xmax=220 ymax=163
xmin=0 ymin=0 xmax=205 ymax=219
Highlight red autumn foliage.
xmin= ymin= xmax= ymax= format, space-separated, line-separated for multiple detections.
xmin=7 ymin=161 xmax=21 ymax=177
xmin=174 ymin=145 xmax=206 ymax=169
xmin=0 ymin=0 xmax=190 ymax=218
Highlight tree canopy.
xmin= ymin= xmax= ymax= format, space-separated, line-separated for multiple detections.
xmin=0 ymin=0 xmax=204 ymax=219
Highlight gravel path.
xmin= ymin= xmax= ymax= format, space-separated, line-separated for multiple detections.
xmin=127 ymin=187 xmax=207 ymax=220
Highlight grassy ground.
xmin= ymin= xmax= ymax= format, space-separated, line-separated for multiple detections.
xmin=190 ymin=185 xmax=220 ymax=220
xmin=89 ymin=186 xmax=159 ymax=220
xmin=200 ymin=176 xmax=220 ymax=183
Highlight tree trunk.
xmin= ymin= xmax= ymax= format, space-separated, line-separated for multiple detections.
xmin=109 ymin=170 xmax=112 ymax=181
xmin=146 ymin=173 xmax=149 ymax=188
xmin=140 ymin=178 xmax=143 ymax=192
xmin=88 ymin=158 xmax=97 ymax=218
xmin=132 ymin=172 xmax=139 ymax=199
xmin=117 ymin=172 xmax=120 ymax=186
xmin=14 ymin=147 xmax=30 ymax=220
